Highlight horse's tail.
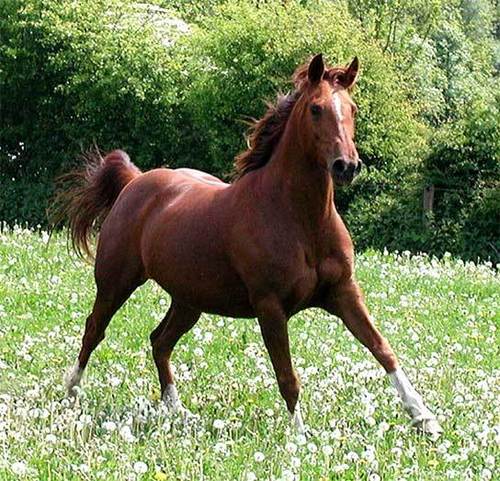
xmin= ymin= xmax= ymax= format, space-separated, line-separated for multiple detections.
xmin=51 ymin=149 xmax=141 ymax=259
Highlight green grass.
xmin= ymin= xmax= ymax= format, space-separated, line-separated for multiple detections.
xmin=0 ymin=227 xmax=498 ymax=480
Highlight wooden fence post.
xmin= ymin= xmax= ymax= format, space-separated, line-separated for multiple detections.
xmin=423 ymin=184 xmax=435 ymax=226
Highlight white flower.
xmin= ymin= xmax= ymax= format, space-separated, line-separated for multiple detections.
xmin=322 ymin=445 xmax=333 ymax=456
xmin=481 ymin=468 xmax=492 ymax=481
xmin=246 ymin=472 xmax=257 ymax=481
xmin=285 ymin=442 xmax=297 ymax=454
xmin=11 ymin=461 xmax=27 ymax=476
xmin=213 ymin=419 xmax=225 ymax=430
xmin=254 ymin=451 xmax=265 ymax=462
xmin=346 ymin=451 xmax=359 ymax=462
xmin=368 ymin=474 xmax=381 ymax=481
xmin=119 ymin=425 xmax=136 ymax=443
xmin=307 ymin=442 xmax=318 ymax=454
xmin=103 ymin=421 xmax=117 ymax=432
xmin=332 ymin=464 xmax=348 ymax=473
xmin=133 ymin=461 xmax=148 ymax=475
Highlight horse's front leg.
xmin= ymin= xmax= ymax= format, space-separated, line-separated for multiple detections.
xmin=254 ymin=295 xmax=306 ymax=434
xmin=324 ymin=280 xmax=442 ymax=436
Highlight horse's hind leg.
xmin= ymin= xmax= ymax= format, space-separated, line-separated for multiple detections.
xmin=150 ymin=301 xmax=200 ymax=413
xmin=65 ymin=281 xmax=141 ymax=395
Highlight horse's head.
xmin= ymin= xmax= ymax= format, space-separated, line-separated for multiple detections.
xmin=294 ymin=54 xmax=361 ymax=186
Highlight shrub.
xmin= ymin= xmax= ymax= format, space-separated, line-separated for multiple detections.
xmin=0 ymin=0 xmax=186 ymax=224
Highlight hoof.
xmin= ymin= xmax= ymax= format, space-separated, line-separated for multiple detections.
xmin=179 ymin=407 xmax=200 ymax=427
xmin=412 ymin=417 xmax=443 ymax=438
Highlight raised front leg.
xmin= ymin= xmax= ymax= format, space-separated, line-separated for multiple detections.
xmin=324 ymin=280 xmax=442 ymax=436
xmin=254 ymin=296 xmax=305 ymax=434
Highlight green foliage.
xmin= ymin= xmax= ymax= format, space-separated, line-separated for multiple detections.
xmin=178 ymin=0 xmax=426 ymax=179
xmin=0 ymin=0 xmax=184 ymax=223
xmin=0 ymin=0 xmax=498 ymax=261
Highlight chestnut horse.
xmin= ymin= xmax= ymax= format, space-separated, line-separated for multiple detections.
xmin=57 ymin=55 xmax=441 ymax=435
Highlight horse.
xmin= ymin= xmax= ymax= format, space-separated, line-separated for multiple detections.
xmin=55 ymin=54 xmax=442 ymax=436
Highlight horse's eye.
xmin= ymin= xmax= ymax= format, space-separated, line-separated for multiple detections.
xmin=310 ymin=104 xmax=322 ymax=118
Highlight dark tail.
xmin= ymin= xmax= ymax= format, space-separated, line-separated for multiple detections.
xmin=51 ymin=149 xmax=141 ymax=259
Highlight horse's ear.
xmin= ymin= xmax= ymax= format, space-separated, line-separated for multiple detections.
xmin=308 ymin=53 xmax=325 ymax=85
xmin=338 ymin=56 xmax=359 ymax=89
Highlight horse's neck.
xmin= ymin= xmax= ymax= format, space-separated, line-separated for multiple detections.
xmin=261 ymin=132 xmax=336 ymax=229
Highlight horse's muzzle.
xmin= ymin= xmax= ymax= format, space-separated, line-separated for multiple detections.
xmin=331 ymin=158 xmax=362 ymax=186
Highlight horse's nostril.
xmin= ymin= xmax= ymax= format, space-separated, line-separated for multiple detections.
xmin=332 ymin=159 xmax=346 ymax=174
xmin=355 ymin=161 xmax=362 ymax=174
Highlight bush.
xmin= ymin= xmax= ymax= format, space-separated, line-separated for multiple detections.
xmin=0 ymin=0 xmax=497 ymax=262
xmin=0 ymin=0 xmax=186 ymax=224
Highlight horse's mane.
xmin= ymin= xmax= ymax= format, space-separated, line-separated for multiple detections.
xmin=233 ymin=62 xmax=349 ymax=180
xmin=233 ymin=90 xmax=301 ymax=180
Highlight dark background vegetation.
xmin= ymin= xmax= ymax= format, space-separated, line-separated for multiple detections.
xmin=0 ymin=0 xmax=498 ymax=262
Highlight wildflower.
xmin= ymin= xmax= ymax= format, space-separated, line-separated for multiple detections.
xmin=307 ymin=442 xmax=318 ymax=454
xmin=213 ymin=419 xmax=225 ymax=430
xmin=481 ymin=469 xmax=492 ymax=481
xmin=254 ymin=451 xmax=265 ymax=462
xmin=322 ymin=445 xmax=333 ymax=456
xmin=11 ymin=461 xmax=27 ymax=476
xmin=133 ymin=461 xmax=148 ymax=475
xmin=332 ymin=464 xmax=348 ymax=473
xmin=119 ymin=425 xmax=136 ymax=443
xmin=102 ymin=421 xmax=117 ymax=432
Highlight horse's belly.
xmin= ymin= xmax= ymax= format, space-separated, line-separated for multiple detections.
xmin=143 ymin=222 xmax=255 ymax=317
xmin=153 ymin=264 xmax=255 ymax=318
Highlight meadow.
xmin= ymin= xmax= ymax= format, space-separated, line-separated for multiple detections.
xmin=0 ymin=226 xmax=498 ymax=480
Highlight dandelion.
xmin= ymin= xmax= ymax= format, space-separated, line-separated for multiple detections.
xmin=322 ymin=445 xmax=333 ymax=456
xmin=119 ymin=425 xmax=136 ymax=443
xmin=285 ymin=441 xmax=298 ymax=454
xmin=481 ymin=469 xmax=492 ymax=481
xmin=332 ymin=464 xmax=348 ymax=473
xmin=133 ymin=461 xmax=148 ymax=475
xmin=102 ymin=421 xmax=117 ymax=432
xmin=213 ymin=419 xmax=225 ymax=430
xmin=11 ymin=461 xmax=27 ymax=476
xmin=254 ymin=451 xmax=265 ymax=462
xmin=307 ymin=442 xmax=318 ymax=454
xmin=246 ymin=472 xmax=257 ymax=481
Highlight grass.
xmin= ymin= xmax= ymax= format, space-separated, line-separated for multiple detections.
xmin=0 ymin=226 xmax=498 ymax=480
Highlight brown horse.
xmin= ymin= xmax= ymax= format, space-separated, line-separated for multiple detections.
xmin=57 ymin=54 xmax=441 ymax=436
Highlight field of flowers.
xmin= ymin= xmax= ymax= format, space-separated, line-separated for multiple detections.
xmin=0 ymin=227 xmax=498 ymax=480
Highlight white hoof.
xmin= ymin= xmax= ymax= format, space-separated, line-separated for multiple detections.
xmin=291 ymin=401 xmax=307 ymax=435
xmin=412 ymin=417 xmax=443 ymax=438
xmin=179 ymin=407 xmax=200 ymax=428
xmin=162 ymin=384 xmax=198 ymax=427
xmin=64 ymin=362 xmax=83 ymax=397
